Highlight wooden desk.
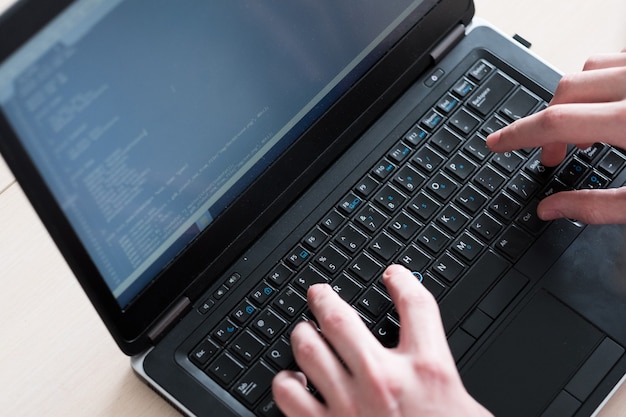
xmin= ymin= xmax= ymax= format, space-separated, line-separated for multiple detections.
xmin=0 ymin=0 xmax=624 ymax=416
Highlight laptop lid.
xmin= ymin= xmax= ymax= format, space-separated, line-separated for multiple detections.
xmin=0 ymin=0 xmax=473 ymax=355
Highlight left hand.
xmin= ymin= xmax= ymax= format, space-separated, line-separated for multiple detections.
xmin=272 ymin=265 xmax=493 ymax=417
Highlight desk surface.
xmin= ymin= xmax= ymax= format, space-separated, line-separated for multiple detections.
xmin=1 ymin=1 xmax=625 ymax=416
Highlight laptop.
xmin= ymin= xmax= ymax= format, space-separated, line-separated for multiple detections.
xmin=1 ymin=0 xmax=625 ymax=416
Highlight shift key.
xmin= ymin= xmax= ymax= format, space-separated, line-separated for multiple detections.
xmin=439 ymin=251 xmax=510 ymax=333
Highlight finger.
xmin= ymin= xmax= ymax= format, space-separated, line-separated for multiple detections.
xmin=538 ymin=187 xmax=626 ymax=224
xmin=550 ymin=67 xmax=626 ymax=106
xmin=382 ymin=265 xmax=449 ymax=354
xmin=487 ymin=101 xmax=626 ymax=153
xmin=289 ymin=320 xmax=352 ymax=405
xmin=582 ymin=52 xmax=626 ymax=71
xmin=273 ymin=370 xmax=327 ymax=417
xmin=305 ymin=283 xmax=382 ymax=374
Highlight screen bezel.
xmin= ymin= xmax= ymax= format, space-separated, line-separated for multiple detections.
xmin=0 ymin=0 xmax=474 ymax=355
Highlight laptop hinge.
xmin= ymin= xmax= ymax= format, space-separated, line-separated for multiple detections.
xmin=147 ymin=296 xmax=191 ymax=343
xmin=429 ymin=23 xmax=465 ymax=64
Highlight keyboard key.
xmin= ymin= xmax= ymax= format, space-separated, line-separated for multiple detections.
xmin=557 ymin=158 xmax=588 ymax=187
xmin=439 ymin=250 xmax=510 ymax=333
xmin=470 ymin=212 xmax=503 ymax=242
xmin=507 ymin=172 xmax=539 ymax=201
xmin=468 ymin=72 xmax=516 ymax=117
xmin=331 ymin=273 xmax=363 ymax=303
xmin=372 ymin=315 xmax=400 ymax=348
xmin=403 ymin=124 xmax=428 ymax=146
xmin=473 ymin=165 xmax=506 ymax=195
xmin=369 ymin=232 xmax=403 ymax=261
xmin=338 ymin=192 xmax=364 ymax=215
xmin=354 ymin=174 xmax=379 ymax=197
xmin=357 ymin=287 xmax=391 ymax=319
xmin=388 ymin=142 xmax=413 ymax=163
xmin=371 ymin=158 xmax=397 ymax=180
xmin=430 ymin=127 xmax=463 ymax=155
xmin=577 ymin=143 xmax=605 ymax=164
xmin=463 ymin=134 xmax=491 ymax=162
xmin=189 ymin=338 xmax=220 ymax=367
xmin=420 ymin=109 xmax=445 ymax=131
xmin=232 ymin=361 xmax=276 ymax=407
xmin=449 ymin=107 xmax=480 ymax=136
xmin=436 ymin=204 xmax=469 ymax=234
xmin=249 ymin=281 xmax=276 ymax=307
xmin=293 ymin=265 xmax=329 ymax=292
xmin=335 ymin=224 xmax=368 ymax=254
xmin=314 ymin=245 xmax=348 ymax=276
xmin=426 ymin=172 xmax=458 ymax=201
xmin=213 ymin=318 xmax=239 ymax=345
xmin=515 ymin=200 xmax=548 ymax=235
xmin=393 ymin=165 xmax=424 ymax=194
xmin=230 ymin=330 xmax=266 ymax=364
xmin=499 ymin=87 xmax=540 ymax=121
xmin=252 ymin=308 xmax=287 ymax=342
xmin=455 ymin=185 xmax=487 ymax=214
xmin=408 ymin=191 xmax=441 ymax=221
xmin=451 ymin=232 xmax=484 ymax=262
xmin=432 ymin=252 xmax=465 ymax=283
xmin=266 ymin=263 xmax=294 ymax=287
xmin=417 ymin=224 xmax=450 ymax=254
xmin=481 ymin=114 xmax=508 ymax=135
xmin=273 ymin=286 xmax=306 ymax=318
xmin=319 ymin=209 xmax=345 ymax=233
xmin=492 ymin=151 xmax=524 ymax=175
xmin=355 ymin=204 xmax=388 ymax=233
xmin=452 ymin=77 xmax=475 ymax=98
xmin=231 ymin=300 xmax=258 ymax=325
xmin=412 ymin=145 xmax=444 ymax=174
xmin=349 ymin=252 xmax=383 ymax=284
xmin=264 ymin=337 xmax=295 ymax=370
xmin=285 ymin=245 xmax=311 ymax=269
xmin=494 ymin=225 xmax=533 ymax=261
xmin=398 ymin=245 xmax=432 ymax=272
xmin=598 ymin=150 xmax=626 ymax=176
xmin=488 ymin=192 xmax=521 ymax=222
xmin=437 ymin=93 xmax=460 ymax=114
xmin=579 ymin=170 xmax=609 ymax=189
xmin=374 ymin=184 xmax=407 ymax=213
xmin=388 ymin=211 xmax=421 ymax=242
xmin=445 ymin=153 xmax=477 ymax=181
xmin=207 ymin=352 xmax=244 ymax=386
xmin=467 ymin=59 xmax=494 ymax=82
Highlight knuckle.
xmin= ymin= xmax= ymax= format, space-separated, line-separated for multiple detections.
xmin=538 ymin=106 xmax=567 ymax=131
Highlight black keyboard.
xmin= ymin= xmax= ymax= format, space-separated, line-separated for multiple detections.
xmin=187 ymin=58 xmax=626 ymax=416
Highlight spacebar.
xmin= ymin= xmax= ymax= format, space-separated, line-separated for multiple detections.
xmin=439 ymin=251 xmax=510 ymax=334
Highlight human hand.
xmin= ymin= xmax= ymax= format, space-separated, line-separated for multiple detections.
xmin=272 ymin=265 xmax=493 ymax=417
xmin=486 ymin=50 xmax=626 ymax=224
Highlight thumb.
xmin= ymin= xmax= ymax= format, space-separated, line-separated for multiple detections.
xmin=537 ymin=187 xmax=626 ymax=224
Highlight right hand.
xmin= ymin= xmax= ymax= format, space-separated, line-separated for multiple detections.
xmin=486 ymin=50 xmax=626 ymax=224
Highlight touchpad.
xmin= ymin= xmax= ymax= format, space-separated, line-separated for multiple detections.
xmin=462 ymin=291 xmax=603 ymax=417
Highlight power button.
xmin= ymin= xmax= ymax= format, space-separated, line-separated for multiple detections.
xmin=424 ymin=68 xmax=445 ymax=87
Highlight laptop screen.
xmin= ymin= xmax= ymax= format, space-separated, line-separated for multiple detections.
xmin=0 ymin=0 xmax=424 ymax=307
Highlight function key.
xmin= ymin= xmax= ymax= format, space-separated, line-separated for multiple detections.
xmin=284 ymin=244 xmax=311 ymax=269
xmin=354 ymin=175 xmax=379 ymax=197
xmin=371 ymin=158 xmax=397 ymax=180
xmin=267 ymin=263 xmax=294 ymax=287
xmin=467 ymin=60 xmax=494 ymax=82
xmin=388 ymin=142 xmax=413 ymax=163
xmin=212 ymin=318 xmax=239 ymax=345
xmin=249 ymin=281 xmax=276 ymax=307
xmin=404 ymin=125 xmax=429 ymax=146
xmin=319 ymin=209 xmax=345 ymax=233
xmin=231 ymin=300 xmax=258 ymax=325
xmin=338 ymin=192 xmax=364 ymax=215
xmin=302 ymin=226 xmax=328 ymax=251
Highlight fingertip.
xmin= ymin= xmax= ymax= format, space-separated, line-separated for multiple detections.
xmin=485 ymin=130 xmax=500 ymax=151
